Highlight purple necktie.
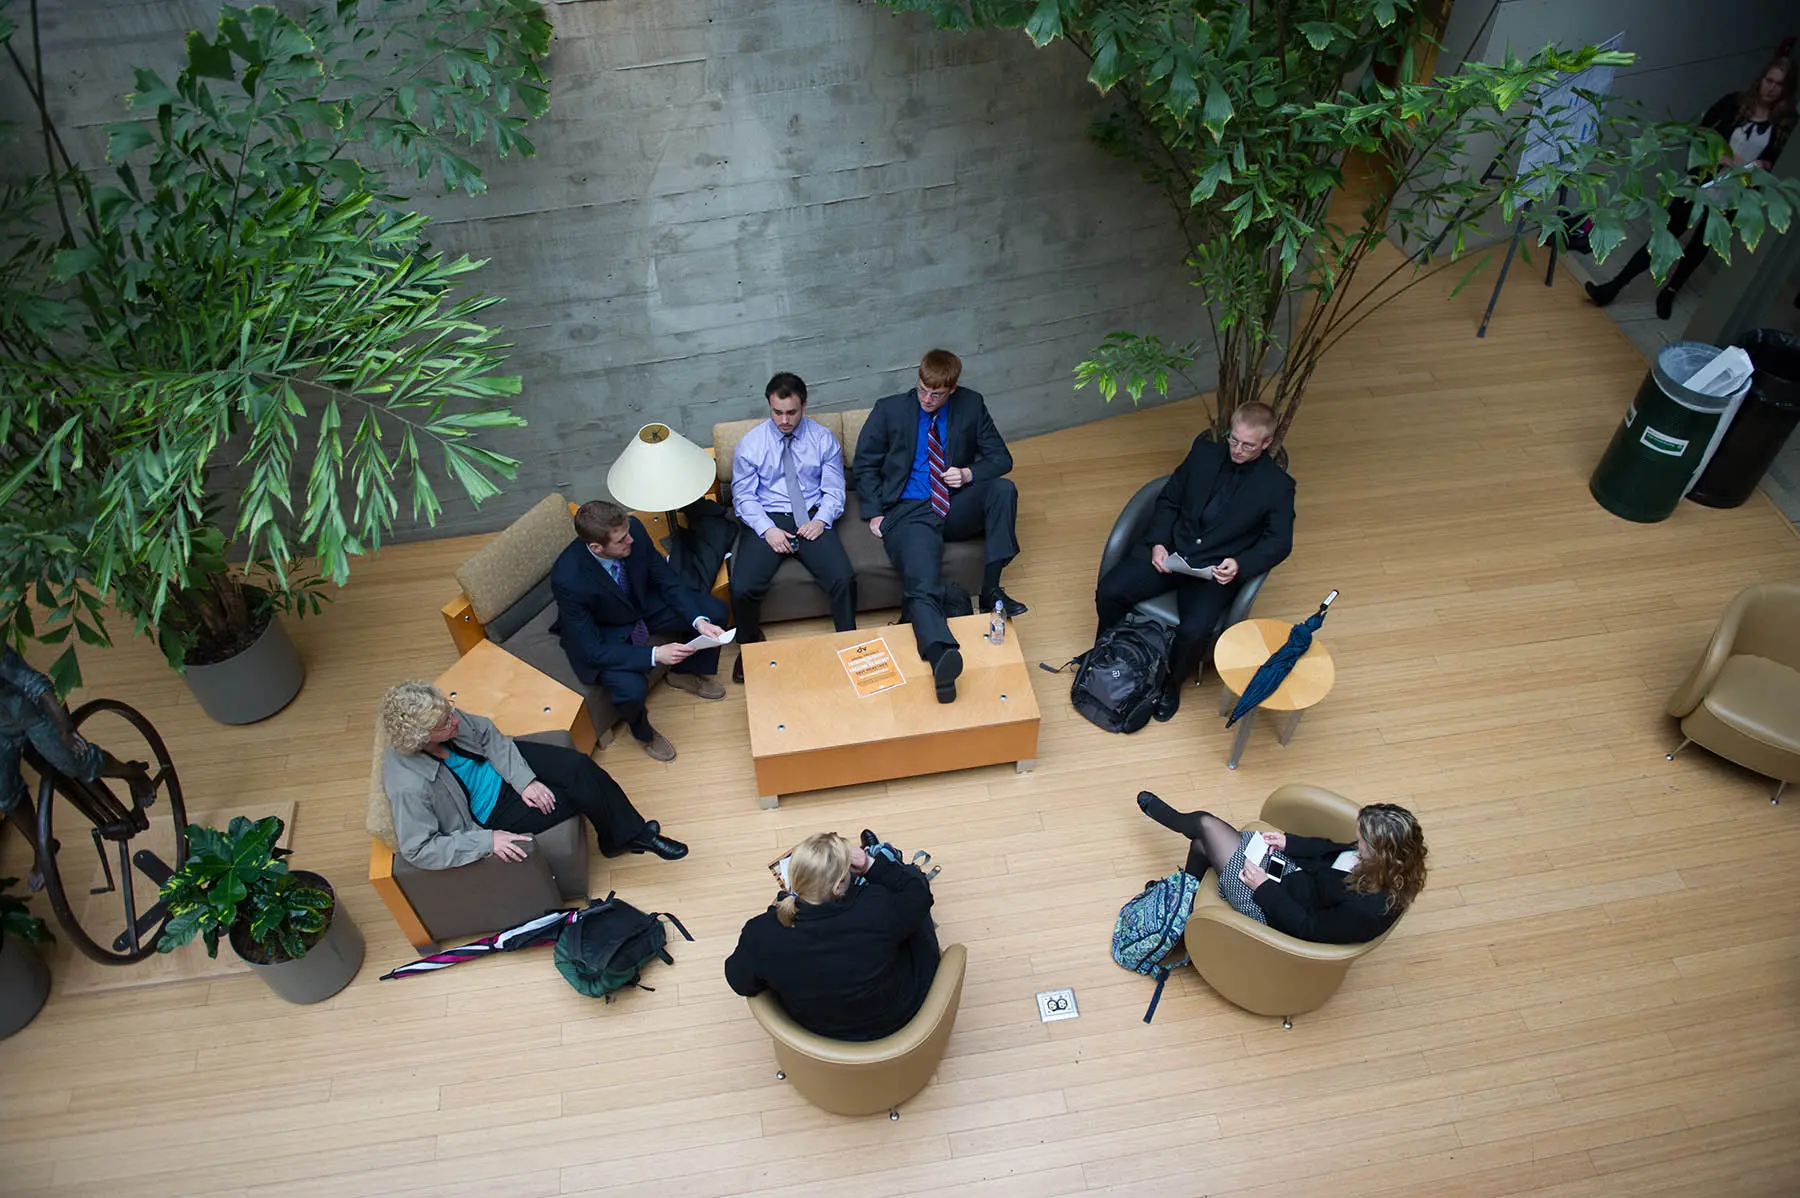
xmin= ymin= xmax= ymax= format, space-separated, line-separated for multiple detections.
xmin=927 ymin=417 xmax=950 ymax=518
xmin=603 ymin=558 xmax=650 ymax=645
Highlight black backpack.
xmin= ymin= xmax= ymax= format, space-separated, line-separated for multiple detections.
xmin=1059 ymin=613 xmax=1174 ymax=734
xmin=553 ymin=892 xmax=693 ymax=1001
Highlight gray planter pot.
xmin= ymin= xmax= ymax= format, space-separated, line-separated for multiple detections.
xmin=0 ymin=933 xmax=51 ymax=1038
xmin=229 ymin=872 xmax=364 ymax=1004
xmin=182 ymin=614 xmax=305 ymax=725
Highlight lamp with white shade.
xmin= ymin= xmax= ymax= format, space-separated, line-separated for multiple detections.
xmin=606 ymin=423 xmax=719 ymax=545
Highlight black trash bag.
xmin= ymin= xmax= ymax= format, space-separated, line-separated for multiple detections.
xmin=1689 ymin=329 xmax=1800 ymax=509
xmin=666 ymin=498 xmax=735 ymax=592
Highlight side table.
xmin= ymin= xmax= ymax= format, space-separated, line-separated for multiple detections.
xmin=1212 ymin=617 xmax=1335 ymax=770
xmin=434 ymin=639 xmax=597 ymax=755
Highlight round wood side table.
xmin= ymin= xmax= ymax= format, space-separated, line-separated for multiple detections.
xmin=1212 ymin=617 xmax=1336 ymax=770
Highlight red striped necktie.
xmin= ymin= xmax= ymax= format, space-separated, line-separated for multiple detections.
xmin=927 ymin=416 xmax=950 ymax=517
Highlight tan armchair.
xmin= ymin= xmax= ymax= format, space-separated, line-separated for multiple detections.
xmin=747 ymin=942 xmax=967 ymax=1119
xmin=1183 ymin=784 xmax=1397 ymax=1025
xmin=1666 ymin=582 xmax=1800 ymax=804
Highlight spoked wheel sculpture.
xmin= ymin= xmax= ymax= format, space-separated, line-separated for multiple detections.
xmin=22 ymin=700 xmax=187 ymax=964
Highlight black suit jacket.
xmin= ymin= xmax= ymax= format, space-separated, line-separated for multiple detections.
xmin=852 ymin=386 xmax=1013 ymax=518
xmin=549 ymin=519 xmax=705 ymax=683
xmin=1251 ymin=835 xmax=1399 ymax=945
xmin=723 ymin=856 xmax=938 ymax=1041
xmin=1145 ymin=436 xmax=1296 ymax=580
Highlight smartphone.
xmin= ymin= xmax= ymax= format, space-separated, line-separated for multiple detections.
xmin=1264 ymin=850 xmax=1298 ymax=880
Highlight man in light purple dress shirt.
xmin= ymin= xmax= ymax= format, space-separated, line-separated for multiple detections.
xmin=729 ymin=373 xmax=858 ymax=680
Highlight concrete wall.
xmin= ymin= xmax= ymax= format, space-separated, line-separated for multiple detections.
xmin=3 ymin=0 xmax=1208 ymax=539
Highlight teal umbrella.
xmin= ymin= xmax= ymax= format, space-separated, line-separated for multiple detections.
xmin=1225 ymin=591 xmax=1338 ymax=727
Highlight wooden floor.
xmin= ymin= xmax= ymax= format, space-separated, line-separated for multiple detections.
xmin=4 ymin=257 xmax=1799 ymax=1197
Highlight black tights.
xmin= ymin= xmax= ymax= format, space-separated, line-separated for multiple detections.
xmin=1138 ymin=791 xmax=1242 ymax=878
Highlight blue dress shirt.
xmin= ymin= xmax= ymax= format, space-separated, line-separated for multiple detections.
xmin=731 ymin=416 xmax=847 ymax=536
xmin=900 ymin=407 xmax=943 ymax=502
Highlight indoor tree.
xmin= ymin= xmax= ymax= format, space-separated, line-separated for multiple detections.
xmin=875 ymin=1 xmax=1800 ymax=446
xmin=0 ymin=0 xmax=553 ymax=689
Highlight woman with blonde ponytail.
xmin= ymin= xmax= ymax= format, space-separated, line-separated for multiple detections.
xmin=725 ymin=831 xmax=939 ymax=1041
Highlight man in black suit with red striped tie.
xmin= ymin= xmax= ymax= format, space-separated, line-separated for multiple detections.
xmin=852 ymin=349 xmax=1025 ymax=704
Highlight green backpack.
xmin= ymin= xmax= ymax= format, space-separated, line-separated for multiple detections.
xmin=553 ymin=892 xmax=692 ymax=1000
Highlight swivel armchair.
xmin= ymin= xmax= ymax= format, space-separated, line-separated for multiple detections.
xmin=1665 ymin=582 xmax=1800 ymax=804
xmin=747 ymin=943 xmax=967 ymax=1118
xmin=1183 ymin=785 xmax=1397 ymax=1025
xmin=1097 ymin=475 xmax=1269 ymax=684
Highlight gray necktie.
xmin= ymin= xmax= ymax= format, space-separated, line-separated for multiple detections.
xmin=781 ymin=433 xmax=808 ymax=521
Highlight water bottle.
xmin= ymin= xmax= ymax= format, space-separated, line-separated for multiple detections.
xmin=986 ymin=600 xmax=1006 ymax=645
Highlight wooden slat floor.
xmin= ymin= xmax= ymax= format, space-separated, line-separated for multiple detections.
xmin=3 ymin=256 xmax=1799 ymax=1198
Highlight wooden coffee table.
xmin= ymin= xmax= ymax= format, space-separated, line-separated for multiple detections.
xmin=434 ymin=639 xmax=597 ymax=755
xmin=742 ymin=615 xmax=1041 ymax=808
xmin=1213 ymin=617 xmax=1335 ymax=770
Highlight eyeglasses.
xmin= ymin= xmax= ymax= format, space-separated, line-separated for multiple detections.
xmin=916 ymin=381 xmax=953 ymax=400
xmin=1226 ymin=434 xmax=1266 ymax=451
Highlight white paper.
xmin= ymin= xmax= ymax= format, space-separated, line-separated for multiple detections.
xmin=1245 ymin=832 xmax=1270 ymax=868
xmin=1681 ymin=346 xmax=1753 ymax=399
xmin=1332 ymin=850 xmax=1359 ymax=873
xmin=684 ymin=626 xmax=738 ymax=650
xmin=1163 ymin=552 xmax=1215 ymax=580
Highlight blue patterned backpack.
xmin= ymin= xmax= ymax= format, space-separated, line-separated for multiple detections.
xmin=1111 ymin=870 xmax=1202 ymax=1022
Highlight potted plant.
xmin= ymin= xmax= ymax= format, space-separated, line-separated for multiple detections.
xmin=156 ymin=816 xmax=364 ymax=1004
xmin=879 ymin=2 xmax=1800 ymax=450
xmin=0 ymin=0 xmax=554 ymax=706
xmin=0 ymin=876 xmax=53 ymax=1038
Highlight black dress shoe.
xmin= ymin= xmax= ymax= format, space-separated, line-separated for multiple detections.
xmin=731 ymin=653 xmax=745 ymax=684
xmin=981 ymin=587 xmax=1029 ymax=618
xmin=1584 ymin=280 xmax=1619 ymax=308
xmin=630 ymin=827 xmax=688 ymax=861
xmin=933 ymin=648 xmax=963 ymax=703
xmin=1152 ymin=689 xmax=1180 ymax=722
xmin=604 ymin=819 xmax=659 ymax=858
xmin=860 ymin=829 xmax=880 ymax=849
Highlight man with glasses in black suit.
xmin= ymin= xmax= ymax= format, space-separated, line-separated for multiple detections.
xmin=1095 ymin=401 xmax=1296 ymax=722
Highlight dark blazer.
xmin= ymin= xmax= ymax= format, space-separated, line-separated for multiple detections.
xmin=1252 ymin=834 xmax=1400 ymax=945
xmin=549 ymin=518 xmax=705 ymax=683
xmin=723 ymin=856 xmax=938 ymax=1042
xmin=1144 ymin=436 xmax=1296 ymax=580
xmin=852 ymin=386 xmax=1013 ymax=519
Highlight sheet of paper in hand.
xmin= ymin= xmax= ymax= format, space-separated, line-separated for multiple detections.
xmin=1162 ymin=552 xmax=1215 ymax=580
xmin=684 ymin=626 xmax=738 ymax=650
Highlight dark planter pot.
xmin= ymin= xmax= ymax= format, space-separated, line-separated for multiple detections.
xmin=228 ymin=872 xmax=364 ymax=1004
xmin=181 ymin=614 xmax=305 ymax=725
xmin=0 ymin=932 xmax=51 ymax=1038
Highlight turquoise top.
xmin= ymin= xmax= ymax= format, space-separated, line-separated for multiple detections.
xmin=442 ymin=748 xmax=505 ymax=824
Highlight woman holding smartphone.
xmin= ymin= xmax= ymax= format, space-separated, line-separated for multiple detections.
xmin=1136 ymin=791 xmax=1427 ymax=944
xmin=724 ymin=831 xmax=939 ymax=1041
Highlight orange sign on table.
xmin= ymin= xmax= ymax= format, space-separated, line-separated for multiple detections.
xmin=837 ymin=637 xmax=906 ymax=698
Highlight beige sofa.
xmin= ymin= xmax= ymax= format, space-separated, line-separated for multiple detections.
xmin=712 ymin=408 xmax=987 ymax=623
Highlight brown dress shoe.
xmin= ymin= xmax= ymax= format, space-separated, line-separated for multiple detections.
xmin=666 ymin=673 xmax=726 ymax=700
xmin=639 ymin=731 xmax=677 ymax=762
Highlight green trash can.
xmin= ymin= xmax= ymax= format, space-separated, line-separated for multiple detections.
xmin=1589 ymin=342 xmax=1747 ymax=523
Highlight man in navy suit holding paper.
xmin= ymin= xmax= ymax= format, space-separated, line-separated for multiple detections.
xmin=552 ymin=500 xmax=730 ymax=763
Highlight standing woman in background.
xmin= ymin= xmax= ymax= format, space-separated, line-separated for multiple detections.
xmin=1587 ymin=57 xmax=1794 ymax=319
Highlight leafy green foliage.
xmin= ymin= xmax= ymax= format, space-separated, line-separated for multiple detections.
xmin=0 ymin=876 xmax=54 ymax=946
xmin=876 ymin=1 xmax=1800 ymax=446
xmin=156 ymin=815 xmax=332 ymax=962
xmin=0 ymin=0 xmax=551 ymax=688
